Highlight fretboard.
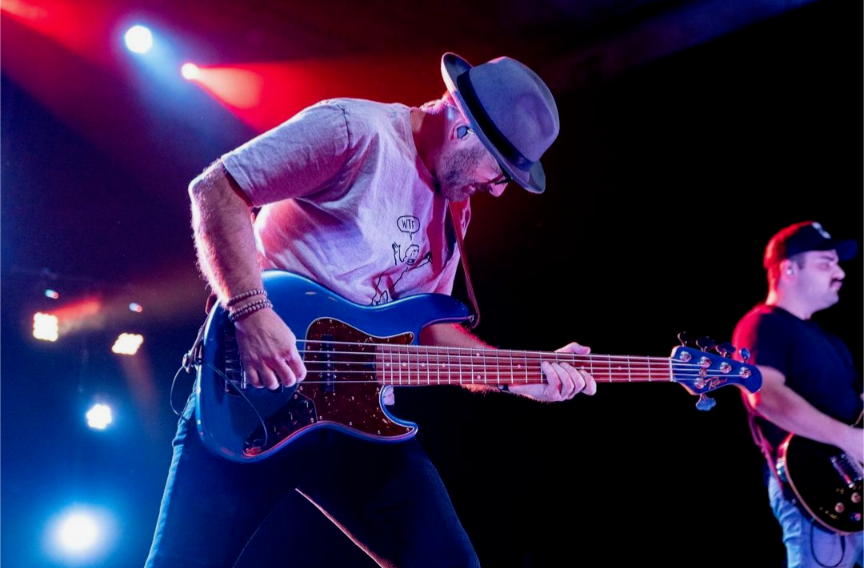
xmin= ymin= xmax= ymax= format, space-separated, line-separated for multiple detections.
xmin=374 ymin=344 xmax=678 ymax=387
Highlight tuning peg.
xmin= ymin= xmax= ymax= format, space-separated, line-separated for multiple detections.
xmin=696 ymin=337 xmax=717 ymax=352
xmin=716 ymin=342 xmax=736 ymax=358
xmin=696 ymin=394 xmax=717 ymax=411
xmin=677 ymin=331 xmax=691 ymax=346
xmin=739 ymin=347 xmax=751 ymax=363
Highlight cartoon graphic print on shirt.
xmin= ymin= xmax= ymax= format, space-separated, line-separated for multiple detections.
xmin=369 ymin=214 xmax=432 ymax=305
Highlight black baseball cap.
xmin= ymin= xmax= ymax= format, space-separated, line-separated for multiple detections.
xmin=763 ymin=221 xmax=858 ymax=268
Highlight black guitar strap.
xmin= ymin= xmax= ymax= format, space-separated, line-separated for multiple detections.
xmin=449 ymin=200 xmax=481 ymax=330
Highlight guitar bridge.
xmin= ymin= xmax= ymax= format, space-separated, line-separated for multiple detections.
xmin=243 ymin=391 xmax=317 ymax=456
xmin=831 ymin=454 xmax=864 ymax=488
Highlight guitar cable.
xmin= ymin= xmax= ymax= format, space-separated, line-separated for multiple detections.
xmin=808 ymin=519 xmax=846 ymax=568
xmin=168 ymin=321 xmax=273 ymax=451
xmin=168 ymin=321 xmax=207 ymax=418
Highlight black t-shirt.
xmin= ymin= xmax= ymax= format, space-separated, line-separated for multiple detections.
xmin=732 ymin=304 xmax=863 ymax=454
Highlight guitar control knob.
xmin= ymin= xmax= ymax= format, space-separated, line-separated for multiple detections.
xmin=834 ymin=502 xmax=846 ymax=514
xmin=852 ymin=512 xmax=862 ymax=523
xmin=851 ymin=492 xmax=862 ymax=504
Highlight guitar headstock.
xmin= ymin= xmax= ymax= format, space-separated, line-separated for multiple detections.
xmin=669 ymin=336 xmax=762 ymax=411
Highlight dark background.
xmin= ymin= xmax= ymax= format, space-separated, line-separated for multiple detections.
xmin=2 ymin=0 xmax=861 ymax=566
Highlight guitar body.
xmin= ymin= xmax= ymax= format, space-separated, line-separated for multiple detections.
xmin=777 ymin=417 xmax=864 ymax=534
xmin=195 ymin=270 xmax=471 ymax=463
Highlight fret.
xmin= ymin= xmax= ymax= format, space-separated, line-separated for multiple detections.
xmin=391 ymin=344 xmax=397 ymax=386
xmin=386 ymin=344 xmax=392 ymax=385
xmin=400 ymin=344 xmax=406 ymax=385
xmin=410 ymin=344 xmax=416 ymax=385
xmin=423 ymin=345 xmax=430 ymax=386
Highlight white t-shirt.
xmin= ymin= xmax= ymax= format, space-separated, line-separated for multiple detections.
xmin=222 ymin=98 xmax=470 ymax=305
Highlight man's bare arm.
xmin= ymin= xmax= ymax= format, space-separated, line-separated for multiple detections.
xmin=189 ymin=161 xmax=262 ymax=301
xmin=189 ymin=161 xmax=306 ymax=389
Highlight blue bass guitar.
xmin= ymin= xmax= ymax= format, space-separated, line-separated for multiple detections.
xmin=194 ymin=270 xmax=762 ymax=463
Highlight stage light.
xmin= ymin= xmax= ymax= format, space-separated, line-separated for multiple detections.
xmin=45 ymin=288 xmax=60 ymax=299
xmin=128 ymin=302 xmax=143 ymax=313
xmin=45 ymin=506 xmax=117 ymax=565
xmin=1 ymin=0 xmax=49 ymax=20
xmin=181 ymin=62 xmax=200 ymax=80
xmin=85 ymin=403 xmax=113 ymax=430
xmin=111 ymin=333 xmax=143 ymax=355
xmin=124 ymin=25 xmax=153 ymax=54
xmin=33 ymin=312 xmax=59 ymax=341
xmin=58 ymin=513 xmax=98 ymax=551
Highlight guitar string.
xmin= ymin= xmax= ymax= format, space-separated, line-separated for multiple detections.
xmin=290 ymin=337 xmax=744 ymax=360
xmin=290 ymin=339 xmax=745 ymax=366
xmin=220 ymin=339 xmax=753 ymax=385
xmin=204 ymin=338 xmax=750 ymax=451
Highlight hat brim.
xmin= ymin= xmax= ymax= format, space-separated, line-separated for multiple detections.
xmin=801 ymin=238 xmax=859 ymax=262
xmin=834 ymin=238 xmax=858 ymax=261
xmin=441 ymin=53 xmax=546 ymax=194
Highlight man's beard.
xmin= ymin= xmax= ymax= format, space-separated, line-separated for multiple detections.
xmin=438 ymin=145 xmax=486 ymax=202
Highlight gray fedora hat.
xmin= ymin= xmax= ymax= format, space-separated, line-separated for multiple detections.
xmin=441 ymin=52 xmax=560 ymax=194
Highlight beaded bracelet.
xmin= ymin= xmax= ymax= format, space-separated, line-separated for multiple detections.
xmin=228 ymin=298 xmax=273 ymax=323
xmin=226 ymin=288 xmax=267 ymax=308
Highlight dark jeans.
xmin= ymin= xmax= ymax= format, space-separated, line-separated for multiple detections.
xmin=144 ymin=394 xmax=480 ymax=568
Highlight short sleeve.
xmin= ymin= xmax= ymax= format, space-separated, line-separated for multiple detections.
xmin=733 ymin=310 xmax=790 ymax=375
xmin=222 ymin=102 xmax=351 ymax=206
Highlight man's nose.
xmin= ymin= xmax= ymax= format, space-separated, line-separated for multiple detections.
xmin=487 ymin=183 xmax=506 ymax=197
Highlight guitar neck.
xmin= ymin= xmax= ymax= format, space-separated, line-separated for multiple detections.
xmin=375 ymin=344 xmax=676 ymax=387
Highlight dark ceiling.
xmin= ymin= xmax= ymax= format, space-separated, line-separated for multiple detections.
xmin=107 ymin=0 xmax=818 ymax=75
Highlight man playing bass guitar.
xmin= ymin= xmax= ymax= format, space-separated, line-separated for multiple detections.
xmin=145 ymin=52 xmax=598 ymax=568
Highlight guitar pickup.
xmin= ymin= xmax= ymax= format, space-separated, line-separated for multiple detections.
xmin=222 ymin=330 xmax=244 ymax=394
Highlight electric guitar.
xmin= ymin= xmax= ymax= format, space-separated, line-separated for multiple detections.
xmin=193 ymin=270 xmax=763 ymax=463
xmin=775 ymin=413 xmax=864 ymax=534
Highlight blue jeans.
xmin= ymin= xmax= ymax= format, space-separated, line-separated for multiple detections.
xmin=768 ymin=475 xmax=864 ymax=568
xmin=144 ymin=394 xmax=480 ymax=568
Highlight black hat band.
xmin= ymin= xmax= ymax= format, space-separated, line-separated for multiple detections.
xmin=456 ymin=73 xmax=535 ymax=173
